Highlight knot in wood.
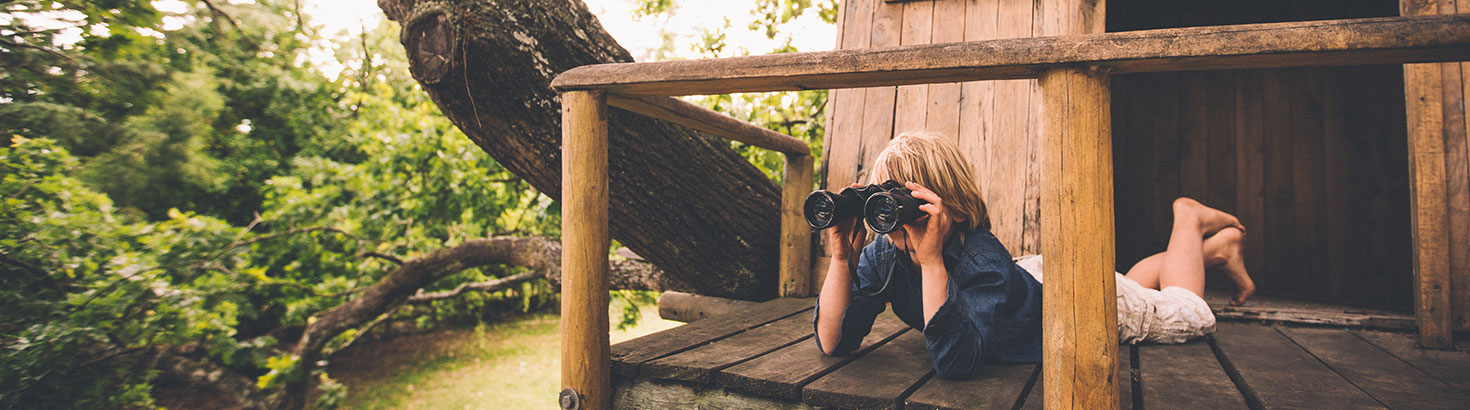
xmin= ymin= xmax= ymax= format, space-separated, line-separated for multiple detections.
xmin=402 ymin=3 xmax=458 ymax=84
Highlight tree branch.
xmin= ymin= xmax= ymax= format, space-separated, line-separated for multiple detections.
xmin=405 ymin=270 xmax=538 ymax=303
xmin=199 ymin=0 xmax=261 ymax=49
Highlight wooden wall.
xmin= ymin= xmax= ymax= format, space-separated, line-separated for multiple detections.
xmin=819 ymin=0 xmax=1050 ymax=279
xmin=1108 ymin=0 xmax=1423 ymax=311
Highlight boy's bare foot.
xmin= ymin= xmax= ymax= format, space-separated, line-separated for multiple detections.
xmin=1211 ymin=227 xmax=1255 ymax=306
xmin=1173 ymin=197 xmax=1246 ymax=236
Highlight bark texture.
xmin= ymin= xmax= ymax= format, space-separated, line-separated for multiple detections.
xmin=377 ymin=0 xmax=785 ymax=301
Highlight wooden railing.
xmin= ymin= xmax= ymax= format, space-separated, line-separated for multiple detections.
xmin=551 ymin=14 xmax=1470 ymax=410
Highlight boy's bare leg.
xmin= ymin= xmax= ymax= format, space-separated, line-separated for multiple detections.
xmin=1156 ymin=199 xmax=1210 ymax=297
xmin=1123 ymin=252 xmax=1164 ymax=289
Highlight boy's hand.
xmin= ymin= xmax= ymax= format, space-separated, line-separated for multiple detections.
xmin=901 ymin=182 xmax=954 ymax=268
xmin=827 ymin=183 xmax=867 ymax=261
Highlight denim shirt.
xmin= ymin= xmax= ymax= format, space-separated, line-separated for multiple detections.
xmin=812 ymin=227 xmax=1043 ymax=379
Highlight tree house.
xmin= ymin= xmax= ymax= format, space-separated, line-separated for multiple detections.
xmin=551 ymin=0 xmax=1470 ymax=408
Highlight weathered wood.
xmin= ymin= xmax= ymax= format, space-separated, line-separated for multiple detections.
xmin=561 ymin=89 xmax=611 ymax=410
xmin=641 ymin=313 xmax=815 ymax=384
xmin=894 ymin=0 xmax=933 ymax=135
xmin=1138 ymin=340 xmax=1248 ymax=409
xmin=1278 ymin=326 xmax=1469 ymax=409
xmin=857 ymin=0 xmax=903 ymax=182
xmin=1209 ymin=305 xmax=1417 ymax=331
xmin=658 ymin=291 xmax=759 ymax=323
xmin=606 ymin=95 xmax=810 ymax=155
xmin=719 ymin=312 xmax=910 ymax=401
xmin=1211 ymin=322 xmax=1383 ymax=409
xmin=613 ymin=297 xmax=811 ymax=376
xmin=1353 ymin=329 xmax=1470 ymax=393
xmin=1020 ymin=344 xmax=1132 ymax=410
xmin=802 ymin=330 xmax=933 ymax=410
xmin=904 ymin=364 xmax=1037 ymax=410
xmin=612 ymin=379 xmax=814 ymax=410
xmin=781 ymin=153 xmax=814 ymax=297
xmin=924 ymin=0 xmax=964 ymax=140
xmin=1404 ymin=57 xmax=1455 ymax=348
xmin=1040 ymin=66 xmax=1118 ymax=410
xmin=552 ymin=15 xmax=1470 ymax=96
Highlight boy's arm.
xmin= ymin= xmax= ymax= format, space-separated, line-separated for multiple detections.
xmin=814 ymin=241 xmax=885 ymax=356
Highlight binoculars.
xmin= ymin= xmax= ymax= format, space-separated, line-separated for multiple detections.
xmin=803 ymin=180 xmax=929 ymax=234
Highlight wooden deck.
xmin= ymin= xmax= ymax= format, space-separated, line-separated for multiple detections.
xmin=610 ymin=298 xmax=1470 ymax=409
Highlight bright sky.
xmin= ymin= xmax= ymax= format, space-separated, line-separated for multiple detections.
xmin=303 ymin=0 xmax=835 ymax=62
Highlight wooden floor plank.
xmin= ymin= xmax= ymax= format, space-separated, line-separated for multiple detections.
xmin=1138 ymin=339 xmax=1247 ymax=409
xmin=1211 ymin=322 xmax=1383 ymax=409
xmin=611 ymin=297 xmax=812 ymax=376
xmin=904 ymin=363 xmax=1037 ymax=410
xmin=1019 ymin=345 xmax=1131 ymax=410
xmin=719 ymin=312 xmax=910 ymax=401
xmin=641 ymin=313 xmax=815 ymax=383
xmin=1279 ymin=327 xmax=1470 ymax=409
xmin=803 ymin=330 xmax=933 ymax=410
xmin=1352 ymin=330 xmax=1470 ymax=394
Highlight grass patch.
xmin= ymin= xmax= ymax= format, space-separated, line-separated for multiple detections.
xmin=329 ymin=306 xmax=680 ymax=409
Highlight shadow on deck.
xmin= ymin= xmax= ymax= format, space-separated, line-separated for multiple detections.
xmin=610 ymin=297 xmax=1470 ymax=409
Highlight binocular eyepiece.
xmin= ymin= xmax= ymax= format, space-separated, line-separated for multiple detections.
xmin=803 ymin=180 xmax=929 ymax=234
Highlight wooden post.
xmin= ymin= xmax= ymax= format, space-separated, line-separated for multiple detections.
xmin=1401 ymin=0 xmax=1454 ymax=350
xmin=1404 ymin=61 xmax=1454 ymax=349
xmin=561 ymin=90 xmax=611 ymax=409
xmin=1040 ymin=66 xmax=1119 ymax=409
xmin=780 ymin=153 xmax=815 ymax=297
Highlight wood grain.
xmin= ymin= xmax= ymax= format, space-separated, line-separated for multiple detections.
xmin=719 ymin=312 xmax=910 ymax=401
xmin=904 ymin=364 xmax=1036 ymax=410
xmin=857 ymin=0 xmax=904 ymax=183
xmin=1212 ymin=322 xmax=1383 ymax=409
xmin=1353 ymin=329 xmax=1470 ymax=393
xmin=551 ymin=15 xmax=1470 ymax=96
xmin=1404 ymin=59 xmax=1454 ymax=349
xmin=925 ymin=0 xmax=965 ymax=140
xmin=611 ymin=298 xmax=811 ymax=376
xmin=894 ymin=1 xmax=934 ymax=135
xmin=641 ymin=313 xmax=815 ymax=384
xmin=802 ymin=330 xmax=933 ymax=410
xmin=1278 ymin=326 xmax=1469 ymax=409
xmin=781 ymin=153 xmax=814 ymax=297
xmin=1040 ymin=66 xmax=1119 ymax=410
xmin=607 ymin=95 xmax=811 ymax=155
xmin=561 ymin=90 xmax=612 ymax=410
xmin=1138 ymin=340 xmax=1248 ymax=409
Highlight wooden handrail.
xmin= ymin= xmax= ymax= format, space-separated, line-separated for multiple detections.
xmin=552 ymin=14 xmax=1470 ymax=96
xmin=608 ymin=95 xmax=811 ymax=155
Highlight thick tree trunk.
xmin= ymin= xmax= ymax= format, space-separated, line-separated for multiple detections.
xmin=377 ymin=0 xmax=785 ymax=301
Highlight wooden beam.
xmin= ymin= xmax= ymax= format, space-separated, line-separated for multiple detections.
xmin=552 ymin=15 xmax=1470 ymax=96
xmin=656 ymin=291 xmax=759 ymax=323
xmin=779 ymin=153 xmax=814 ymax=297
xmin=607 ymin=95 xmax=810 ymax=155
xmin=1405 ymin=60 xmax=1455 ymax=349
xmin=561 ymin=90 xmax=611 ymax=409
xmin=1040 ymin=66 xmax=1118 ymax=410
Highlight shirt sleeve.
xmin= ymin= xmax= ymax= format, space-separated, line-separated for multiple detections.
xmin=921 ymin=264 xmax=1007 ymax=380
xmin=812 ymin=243 xmax=888 ymax=356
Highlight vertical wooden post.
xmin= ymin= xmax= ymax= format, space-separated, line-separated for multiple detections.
xmin=780 ymin=153 xmax=815 ymax=297
xmin=561 ymin=90 xmax=611 ymax=408
xmin=1401 ymin=0 xmax=1454 ymax=350
xmin=1404 ymin=61 xmax=1454 ymax=349
xmin=1040 ymin=66 xmax=1119 ymax=409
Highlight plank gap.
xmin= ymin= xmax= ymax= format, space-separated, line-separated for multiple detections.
xmin=1207 ymin=335 xmax=1266 ymax=410
xmin=1270 ymin=326 xmax=1391 ymax=409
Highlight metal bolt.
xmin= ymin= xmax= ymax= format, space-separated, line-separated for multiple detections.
xmin=559 ymin=387 xmax=581 ymax=410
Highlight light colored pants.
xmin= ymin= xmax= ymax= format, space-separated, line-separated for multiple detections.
xmin=1014 ymin=255 xmax=1216 ymax=344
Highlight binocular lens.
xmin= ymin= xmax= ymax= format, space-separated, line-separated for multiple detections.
xmin=865 ymin=194 xmax=902 ymax=233
xmin=804 ymin=193 xmax=839 ymax=229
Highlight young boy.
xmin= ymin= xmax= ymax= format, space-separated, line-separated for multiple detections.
xmin=813 ymin=132 xmax=1255 ymax=380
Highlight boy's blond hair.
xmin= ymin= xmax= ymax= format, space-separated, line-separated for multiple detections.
xmin=868 ymin=131 xmax=990 ymax=232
